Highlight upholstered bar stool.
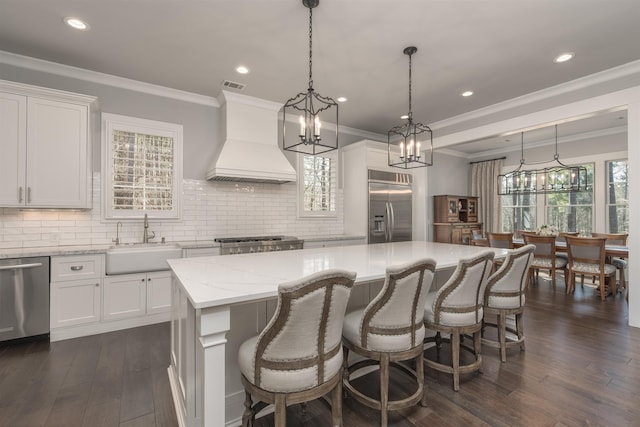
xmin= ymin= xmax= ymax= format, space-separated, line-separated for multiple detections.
xmin=482 ymin=245 xmax=535 ymax=362
xmin=423 ymin=252 xmax=494 ymax=391
xmin=238 ymin=269 xmax=356 ymax=427
xmin=342 ymin=259 xmax=436 ymax=427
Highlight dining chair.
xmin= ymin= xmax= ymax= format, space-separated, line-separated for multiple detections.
xmin=487 ymin=232 xmax=515 ymax=249
xmin=423 ymin=251 xmax=494 ymax=391
xmin=238 ymin=269 xmax=356 ymax=427
xmin=590 ymin=232 xmax=628 ymax=294
xmin=471 ymin=229 xmax=488 ymax=247
xmin=482 ymin=245 xmax=535 ymax=362
xmin=342 ymin=259 xmax=436 ymax=427
xmin=565 ymin=236 xmax=616 ymax=301
xmin=523 ymin=234 xmax=568 ymax=291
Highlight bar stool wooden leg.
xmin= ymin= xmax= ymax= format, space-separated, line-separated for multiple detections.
xmin=498 ymin=313 xmax=507 ymax=363
xmin=331 ymin=379 xmax=342 ymax=427
xmin=274 ymin=394 xmax=286 ymax=426
xmin=380 ymin=353 xmax=390 ymax=427
xmin=452 ymin=331 xmax=461 ymax=391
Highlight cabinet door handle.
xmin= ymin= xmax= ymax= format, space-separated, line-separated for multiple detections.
xmin=18 ymin=187 xmax=23 ymax=203
xmin=141 ymin=278 xmax=146 ymax=282
xmin=70 ymin=266 xmax=84 ymax=271
xmin=95 ymin=283 xmax=99 ymax=287
xmin=27 ymin=187 xmax=32 ymax=203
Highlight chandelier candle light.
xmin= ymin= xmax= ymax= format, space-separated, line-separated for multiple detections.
xmin=388 ymin=46 xmax=433 ymax=169
xmin=281 ymin=0 xmax=338 ymax=155
xmin=497 ymin=125 xmax=589 ymax=195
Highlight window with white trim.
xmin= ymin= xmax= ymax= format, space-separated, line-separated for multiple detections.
xmin=545 ymin=162 xmax=594 ymax=233
xmin=102 ymin=113 xmax=182 ymax=219
xmin=298 ymin=153 xmax=337 ymax=217
xmin=606 ymin=159 xmax=628 ymax=233
xmin=501 ymin=193 xmax=536 ymax=233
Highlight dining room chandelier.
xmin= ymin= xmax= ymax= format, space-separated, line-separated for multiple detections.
xmin=281 ymin=0 xmax=338 ymax=155
xmin=388 ymin=46 xmax=433 ymax=169
xmin=497 ymin=125 xmax=589 ymax=195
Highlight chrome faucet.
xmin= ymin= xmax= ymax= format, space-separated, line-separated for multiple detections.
xmin=112 ymin=221 xmax=122 ymax=245
xmin=143 ymin=214 xmax=155 ymax=243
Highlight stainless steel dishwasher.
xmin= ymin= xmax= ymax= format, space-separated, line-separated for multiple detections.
xmin=0 ymin=257 xmax=50 ymax=343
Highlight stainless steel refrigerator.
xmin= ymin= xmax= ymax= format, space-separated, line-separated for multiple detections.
xmin=368 ymin=170 xmax=412 ymax=243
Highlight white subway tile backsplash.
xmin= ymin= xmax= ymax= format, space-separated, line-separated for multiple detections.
xmin=0 ymin=172 xmax=344 ymax=249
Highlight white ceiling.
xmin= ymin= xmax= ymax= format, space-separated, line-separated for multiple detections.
xmin=1 ymin=0 xmax=639 ymax=152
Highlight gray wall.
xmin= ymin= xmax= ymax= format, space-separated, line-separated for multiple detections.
xmin=0 ymin=62 xmax=218 ymax=180
xmin=1 ymin=61 xmax=380 ymax=180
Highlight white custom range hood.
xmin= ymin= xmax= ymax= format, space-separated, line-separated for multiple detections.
xmin=206 ymin=91 xmax=296 ymax=183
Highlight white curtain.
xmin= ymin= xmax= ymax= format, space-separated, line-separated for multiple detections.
xmin=471 ymin=159 xmax=503 ymax=235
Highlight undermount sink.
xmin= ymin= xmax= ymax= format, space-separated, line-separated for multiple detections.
xmin=105 ymin=243 xmax=182 ymax=275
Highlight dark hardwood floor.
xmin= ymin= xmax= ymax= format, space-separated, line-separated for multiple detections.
xmin=0 ymin=277 xmax=637 ymax=427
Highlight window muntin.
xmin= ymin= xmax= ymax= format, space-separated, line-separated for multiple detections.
xmin=103 ymin=113 xmax=182 ymax=219
xmin=298 ymin=153 xmax=336 ymax=217
xmin=606 ymin=159 xmax=628 ymax=233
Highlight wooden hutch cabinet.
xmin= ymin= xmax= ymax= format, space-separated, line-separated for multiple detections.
xmin=433 ymin=195 xmax=482 ymax=245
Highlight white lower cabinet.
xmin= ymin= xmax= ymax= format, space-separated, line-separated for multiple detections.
xmin=50 ymin=254 xmax=103 ymax=329
xmin=103 ymin=271 xmax=172 ymax=320
xmin=146 ymin=271 xmax=172 ymax=314
xmin=51 ymin=278 xmax=101 ymax=328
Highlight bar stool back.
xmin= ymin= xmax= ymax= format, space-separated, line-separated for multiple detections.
xmin=238 ymin=269 xmax=356 ymax=427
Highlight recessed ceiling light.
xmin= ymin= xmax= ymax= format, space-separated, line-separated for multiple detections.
xmin=553 ymin=52 xmax=574 ymax=63
xmin=461 ymin=90 xmax=473 ymax=97
xmin=235 ymin=65 xmax=250 ymax=74
xmin=336 ymin=97 xmax=347 ymax=102
xmin=64 ymin=17 xmax=89 ymax=30
xmin=400 ymin=114 xmax=409 ymax=120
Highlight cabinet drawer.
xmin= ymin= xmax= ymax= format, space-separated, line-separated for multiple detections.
xmin=51 ymin=254 xmax=103 ymax=282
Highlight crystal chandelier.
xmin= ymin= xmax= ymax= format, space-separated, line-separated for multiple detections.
xmin=388 ymin=46 xmax=433 ymax=169
xmin=497 ymin=125 xmax=589 ymax=195
xmin=281 ymin=0 xmax=338 ymax=155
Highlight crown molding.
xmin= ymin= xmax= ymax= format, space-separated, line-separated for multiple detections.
xmin=464 ymin=125 xmax=627 ymax=160
xmin=430 ymin=60 xmax=640 ymax=132
xmin=0 ymin=50 xmax=219 ymax=107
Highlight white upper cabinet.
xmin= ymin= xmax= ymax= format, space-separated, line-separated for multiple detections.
xmin=0 ymin=80 xmax=95 ymax=208
xmin=0 ymin=92 xmax=26 ymax=206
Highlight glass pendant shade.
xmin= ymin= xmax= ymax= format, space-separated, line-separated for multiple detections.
xmin=497 ymin=127 xmax=589 ymax=195
xmin=281 ymin=0 xmax=338 ymax=155
xmin=388 ymin=46 xmax=433 ymax=168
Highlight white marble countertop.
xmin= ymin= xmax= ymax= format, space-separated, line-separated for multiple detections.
xmin=0 ymin=240 xmax=218 ymax=259
xmin=168 ymin=241 xmax=507 ymax=309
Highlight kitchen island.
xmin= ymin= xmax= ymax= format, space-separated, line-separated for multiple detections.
xmin=167 ymin=241 xmax=508 ymax=427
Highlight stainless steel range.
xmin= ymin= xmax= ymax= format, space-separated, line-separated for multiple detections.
xmin=214 ymin=236 xmax=304 ymax=255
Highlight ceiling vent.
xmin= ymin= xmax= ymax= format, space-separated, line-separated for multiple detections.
xmin=221 ymin=80 xmax=246 ymax=91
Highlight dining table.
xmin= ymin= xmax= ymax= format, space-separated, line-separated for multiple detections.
xmin=511 ymin=237 xmax=629 ymax=258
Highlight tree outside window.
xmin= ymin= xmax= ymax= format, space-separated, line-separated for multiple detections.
xmin=546 ymin=163 xmax=594 ymax=233
xmin=299 ymin=154 xmax=336 ymax=217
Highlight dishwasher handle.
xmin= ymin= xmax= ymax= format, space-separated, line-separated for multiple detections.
xmin=0 ymin=262 xmax=44 ymax=271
